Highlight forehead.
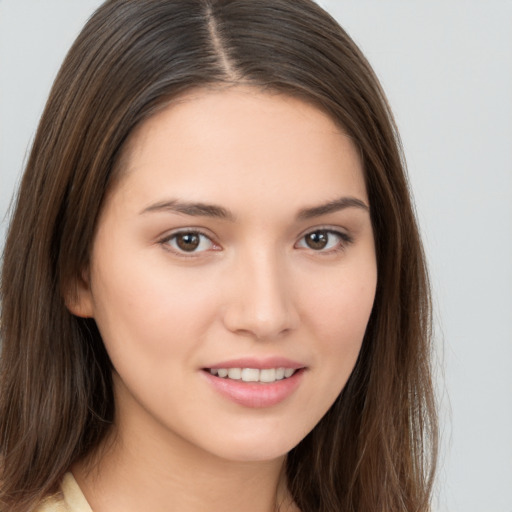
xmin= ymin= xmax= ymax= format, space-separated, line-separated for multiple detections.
xmin=112 ymin=86 xmax=367 ymax=216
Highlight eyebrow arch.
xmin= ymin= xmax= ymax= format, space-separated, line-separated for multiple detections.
xmin=297 ymin=196 xmax=369 ymax=220
xmin=140 ymin=199 xmax=236 ymax=221
xmin=140 ymin=196 xmax=369 ymax=221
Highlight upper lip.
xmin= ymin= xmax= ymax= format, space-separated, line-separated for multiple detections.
xmin=204 ymin=357 xmax=305 ymax=370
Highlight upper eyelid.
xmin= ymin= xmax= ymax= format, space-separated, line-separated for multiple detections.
xmin=297 ymin=229 xmax=351 ymax=244
xmin=159 ymin=227 xmax=217 ymax=242
xmin=298 ymin=225 xmax=352 ymax=240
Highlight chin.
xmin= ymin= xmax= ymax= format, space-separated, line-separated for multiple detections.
xmin=199 ymin=427 xmax=306 ymax=463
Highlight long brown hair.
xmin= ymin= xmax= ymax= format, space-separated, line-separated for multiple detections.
xmin=0 ymin=1 xmax=437 ymax=510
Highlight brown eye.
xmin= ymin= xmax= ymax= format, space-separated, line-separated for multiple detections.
xmin=164 ymin=231 xmax=215 ymax=254
xmin=296 ymin=229 xmax=350 ymax=252
xmin=176 ymin=233 xmax=200 ymax=251
xmin=305 ymin=230 xmax=329 ymax=250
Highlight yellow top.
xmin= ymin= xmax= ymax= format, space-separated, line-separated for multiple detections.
xmin=36 ymin=473 xmax=92 ymax=512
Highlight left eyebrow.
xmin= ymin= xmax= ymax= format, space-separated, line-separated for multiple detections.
xmin=296 ymin=196 xmax=369 ymax=220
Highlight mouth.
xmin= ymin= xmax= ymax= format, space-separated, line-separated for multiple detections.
xmin=202 ymin=366 xmax=305 ymax=408
xmin=204 ymin=367 xmax=298 ymax=383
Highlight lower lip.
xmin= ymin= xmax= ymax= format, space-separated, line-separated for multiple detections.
xmin=202 ymin=369 xmax=305 ymax=408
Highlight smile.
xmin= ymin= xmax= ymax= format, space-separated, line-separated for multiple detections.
xmin=208 ymin=367 xmax=296 ymax=383
xmin=203 ymin=362 xmax=306 ymax=408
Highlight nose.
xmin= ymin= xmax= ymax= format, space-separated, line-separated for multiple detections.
xmin=222 ymin=248 xmax=299 ymax=340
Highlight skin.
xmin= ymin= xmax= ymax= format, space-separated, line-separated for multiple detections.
xmin=68 ymin=86 xmax=377 ymax=512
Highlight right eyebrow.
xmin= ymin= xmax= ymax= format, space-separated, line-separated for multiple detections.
xmin=140 ymin=199 xmax=236 ymax=221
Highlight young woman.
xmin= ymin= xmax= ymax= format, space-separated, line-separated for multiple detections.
xmin=0 ymin=1 xmax=438 ymax=511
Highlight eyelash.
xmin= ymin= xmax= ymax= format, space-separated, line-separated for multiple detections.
xmin=159 ymin=227 xmax=353 ymax=257
xmin=159 ymin=230 xmax=219 ymax=257
xmin=295 ymin=228 xmax=353 ymax=254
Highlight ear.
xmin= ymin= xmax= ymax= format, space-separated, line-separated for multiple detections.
xmin=64 ymin=270 xmax=94 ymax=318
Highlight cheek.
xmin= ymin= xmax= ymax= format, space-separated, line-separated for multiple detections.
xmin=307 ymin=262 xmax=376 ymax=337
xmin=302 ymin=264 xmax=376 ymax=384
xmin=88 ymin=251 xmax=220 ymax=365
xmin=325 ymin=282 xmax=375 ymax=342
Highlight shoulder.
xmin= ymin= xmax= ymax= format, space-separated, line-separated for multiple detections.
xmin=34 ymin=494 xmax=70 ymax=512
xmin=34 ymin=473 xmax=92 ymax=512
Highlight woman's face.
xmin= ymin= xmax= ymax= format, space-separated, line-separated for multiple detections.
xmin=71 ymin=86 xmax=377 ymax=463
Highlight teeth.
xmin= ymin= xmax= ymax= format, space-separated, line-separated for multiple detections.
xmin=259 ymin=368 xmax=276 ymax=382
xmin=208 ymin=367 xmax=297 ymax=383
xmin=241 ymin=368 xmax=260 ymax=382
xmin=227 ymin=368 xmax=242 ymax=379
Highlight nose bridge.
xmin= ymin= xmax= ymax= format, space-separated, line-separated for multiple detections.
xmin=223 ymin=242 xmax=298 ymax=339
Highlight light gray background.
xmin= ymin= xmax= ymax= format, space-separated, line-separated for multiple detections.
xmin=1 ymin=1 xmax=511 ymax=511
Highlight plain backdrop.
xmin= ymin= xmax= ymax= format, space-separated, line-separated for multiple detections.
xmin=1 ymin=1 xmax=511 ymax=511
